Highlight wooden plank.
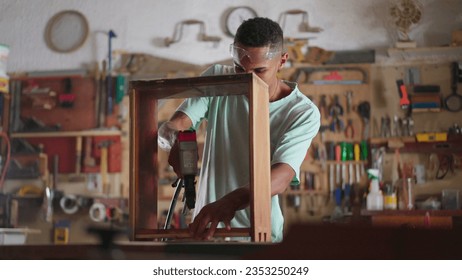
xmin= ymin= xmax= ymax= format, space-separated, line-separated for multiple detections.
xmin=135 ymin=228 xmax=250 ymax=240
xmin=129 ymin=89 xmax=138 ymax=241
xmin=129 ymin=88 xmax=159 ymax=240
xmin=129 ymin=74 xmax=252 ymax=100
xmin=249 ymin=74 xmax=271 ymax=242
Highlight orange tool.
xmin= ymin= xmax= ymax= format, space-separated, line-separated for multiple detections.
xmin=396 ymin=79 xmax=410 ymax=109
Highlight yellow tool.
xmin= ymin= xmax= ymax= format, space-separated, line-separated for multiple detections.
xmin=97 ymin=140 xmax=112 ymax=195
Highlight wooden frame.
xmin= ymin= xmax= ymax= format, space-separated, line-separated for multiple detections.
xmin=129 ymin=73 xmax=271 ymax=242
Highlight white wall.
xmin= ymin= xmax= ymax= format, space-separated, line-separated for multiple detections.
xmin=1 ymin=0 xmax=461 ymax=72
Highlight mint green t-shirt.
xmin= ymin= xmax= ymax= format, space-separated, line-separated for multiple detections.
xmin=177 ymin=64 xmax=320 ymax=242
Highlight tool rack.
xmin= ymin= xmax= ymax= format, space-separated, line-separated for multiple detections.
xmin=129 ymin=73 xmax=272 ymax=242
xmin=278 ymin=63 xmax=373 ymax=223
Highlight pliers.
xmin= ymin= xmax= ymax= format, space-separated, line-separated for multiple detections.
xmin=344 ymin=119 xmax=354 ymax=138
xmin=329 ymin=95 xmax=344 ymax=132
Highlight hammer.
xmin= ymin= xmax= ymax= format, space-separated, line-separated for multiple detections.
xmin=97 ymin=140 xmax=113 ymax=195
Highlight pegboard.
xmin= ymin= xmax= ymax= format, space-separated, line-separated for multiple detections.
xmin=23 ymin=135 xmax=121 ymax=174
xmin=371 ymin=62 xmax=462 ymax=137
xmin=10 ymin=75 xmax=119 ymax=132
xmin=284 ymin=64 xmax=373 ymax=203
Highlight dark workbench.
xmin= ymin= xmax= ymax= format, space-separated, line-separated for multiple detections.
xmin=2 ymin=223 xmax=462 ymax=260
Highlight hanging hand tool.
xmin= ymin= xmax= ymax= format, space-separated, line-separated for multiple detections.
xmin=348 ymin=162 xmax=354 ymax=186
xmin=318 ymin=130 xmax=327 ymax=171
xmin=69 ymin=136 xmax=86 ymax=182
xmin=396 ymin=79 xmax=410 ymax=110
xmin=380 ymin=115 xmax=391 ymax=138
xmin=43 ymin=155 xmax=58 ymax=223
xmin=319 ymin=94 xmax=328 ymax=119
xmin=335 ymin=144 xmax=341 ymax=188
xmin=312 ymin=143 xmax=326 ymax=172
xmin=444 ymin=61 xmax=462 ymax=112
xmin=289 ymin=182 xmax=301 ymax=211
xmin=343 ymin=183 xmax=352 ymax=213
xmin=436 ymin=154 xmax=455 ymax=180
xmin=58 ymin=78 xmax=75 ymax=108
xmin=402 ymin=118 xmax=409 ymax=136
xmin=106 ymin=30 xmax=117 ymax=116
xmin=344 ymin=119 xmax=354 ymax=139
xmin=345 ymin=91 xmax=353 ymax=114
xmin=99 ymin=60 xmax=107 ymax=128
xmin=330 ymin=187 xmax=344 ymax=221
xmin=97 ymin=140 xmax=113 ymax=195
xmin=83 ymin=136 xmax=96 ymax=167
xmin=357 ymin=101 xmax=370 ymax=140
xmin=94 ymin=62 xmax=101 ymax=127
xmin=354 ymin=143 xmax=361 ymax=184
xmin=341 ymin=151 xmax=347 ymax=189
xmin=330 ymin=116 xmax=344 ymax=132
xmin=355 ymin=162 xmax=361 ymax=185
xmin=329 ymin=96 xmax=345 ymax=132
xmin=393 ymin=115 xmax=403 ymax=137
xmin=354 ymin=143 xmax=360 ymax=162
xmin=329 ymin=163 xmax=335 ymax=200
xmin=406 ymin=117 xmax=414 ymax=136
xmin=360 ymin=140 xmax=368 ymax=161
xmin=304 ymin=172 xmax=315 ymax=190
xmin=75 ymin=136 xmax=82 ymax=174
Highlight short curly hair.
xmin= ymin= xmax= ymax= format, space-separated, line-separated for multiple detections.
xmin=234 ymin=17 xmax=283 ymax=49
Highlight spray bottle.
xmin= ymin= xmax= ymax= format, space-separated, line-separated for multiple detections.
xmin=366 ymin=168 xmax=383 ymax=211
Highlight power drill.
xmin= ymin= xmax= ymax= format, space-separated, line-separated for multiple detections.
xmin=177 ymin=130 xmax=198 ymax=210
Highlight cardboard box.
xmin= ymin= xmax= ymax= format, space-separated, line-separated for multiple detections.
xmin=0 ymin=228 xmax=40 ymax=245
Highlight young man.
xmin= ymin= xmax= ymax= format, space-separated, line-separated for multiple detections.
xmin=159 ymin=17 xmax=320 ymax=242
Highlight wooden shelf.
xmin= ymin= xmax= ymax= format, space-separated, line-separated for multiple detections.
xmin=382 ymin=46 xmax=462 ymax=65
xmin=370 ymin=136 xmax=416 ymax=145
xmin=370 ymin=136 xmax=462 ymax=153
xmin=412 ymin=108 xmax=442 ymax=113
xmin=387 ymin=46 xmax=462 ymax=57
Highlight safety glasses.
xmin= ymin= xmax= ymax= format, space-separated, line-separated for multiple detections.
xmin=229 ymin=43 xmax=282 ymax=64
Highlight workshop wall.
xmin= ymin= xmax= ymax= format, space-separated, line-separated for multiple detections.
xmin=1 ymin=0 xmax=462 ymax=244
xmin=0 ymin=0 xmax=461 ymax=72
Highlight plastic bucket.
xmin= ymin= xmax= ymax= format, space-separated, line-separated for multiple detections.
xmin=0 ymin=44 xmax=9 ymax=76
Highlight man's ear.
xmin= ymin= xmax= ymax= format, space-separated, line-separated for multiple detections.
xmin=279 ymin=52 xmax=289 ymax=69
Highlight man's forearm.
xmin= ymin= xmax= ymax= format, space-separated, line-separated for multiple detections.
xmin=219 ymin=186 xmax=250 ymax=211
xmin=220 ymin=163 xmax=295 ymax=212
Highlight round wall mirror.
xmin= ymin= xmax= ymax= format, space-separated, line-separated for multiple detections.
xmin=45 ymin=10 xmax=89 ymax=53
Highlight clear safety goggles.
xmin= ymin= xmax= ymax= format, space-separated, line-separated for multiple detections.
xmin=229 ymin=43 xmax=282 ymax=64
